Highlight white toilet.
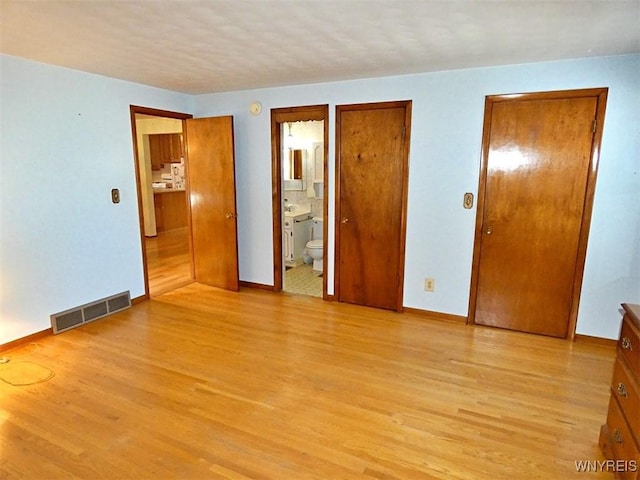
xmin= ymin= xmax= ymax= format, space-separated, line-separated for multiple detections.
xmin=305 ymin=217 xmax=324 ymax=272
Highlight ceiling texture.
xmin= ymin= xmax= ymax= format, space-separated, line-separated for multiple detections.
xmin=1 ymin=0 xmax=639 ymax=94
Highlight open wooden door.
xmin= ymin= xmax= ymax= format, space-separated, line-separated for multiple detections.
xmin=184 ymin=116 xmax=239 ymax=291
xmin=469 ymin=88 xmax=607 ymax=338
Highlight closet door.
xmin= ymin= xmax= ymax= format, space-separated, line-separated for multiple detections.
xmin=470 ymin=88 xmax=607 ymax=337
xmin=335 ymin=101 xmax=411 ymax=311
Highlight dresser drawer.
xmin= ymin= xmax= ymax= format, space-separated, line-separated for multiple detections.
xmin=605 ymin=395 xmax=640 ymax=479
xmin=612 ymin=356 xmax=640 ymax=437
xmin=620 ymin=315 xmax=640 ymax=374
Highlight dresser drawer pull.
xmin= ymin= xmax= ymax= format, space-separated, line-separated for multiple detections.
xmin=617 ymin=382 xmax=628 ymax=398
xmin=621 ymin=337 xmax=633 ymax=350
xmin=613 ymin=429 xmax=624 ymax=445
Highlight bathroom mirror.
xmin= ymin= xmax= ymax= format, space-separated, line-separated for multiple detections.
xmin=284 ymin=149 xmax=306 ymax=191
xmin=282 ymin=121 xmax=323 ymax=193
xmin=289 ymin=149 xmax=303 ymax=180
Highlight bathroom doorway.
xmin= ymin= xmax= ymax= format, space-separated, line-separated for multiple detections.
xmin=271 ymin=105 xmax=328 ymax=298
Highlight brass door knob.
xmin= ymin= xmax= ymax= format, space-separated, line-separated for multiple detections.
xmin=617 ymin=382 xmax=628 ymax=398
xmin=341 ymin=217 xmax=350 ymax=224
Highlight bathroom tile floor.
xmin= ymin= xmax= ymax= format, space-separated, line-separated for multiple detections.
xmin=284 ymin=263 xmax=323 ymax=297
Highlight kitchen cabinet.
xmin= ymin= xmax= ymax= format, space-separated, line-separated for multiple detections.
xmin=149 ymin=133 xmax=184 ymax=171
xmin=153 ymin=190 xmax=187 ymax=232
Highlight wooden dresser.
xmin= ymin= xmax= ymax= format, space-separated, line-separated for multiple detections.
xmin=600 ymin=303 xmax=640 ymax=479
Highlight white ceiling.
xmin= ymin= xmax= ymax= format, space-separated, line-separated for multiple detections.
xmin=1 ymin=1 xmax=639 ymax=95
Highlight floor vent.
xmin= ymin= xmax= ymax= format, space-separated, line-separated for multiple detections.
xmin=50 ymin=291 xmax=131 ymax=334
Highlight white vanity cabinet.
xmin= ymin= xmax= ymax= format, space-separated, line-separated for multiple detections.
xmin=284 ymin=215 xmax=311 ymax=266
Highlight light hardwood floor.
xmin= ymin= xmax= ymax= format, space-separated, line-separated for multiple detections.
xmin=0 ymin=283 xmax=615 ymax=479
xmin=145 ymin=227 xmax=193 ymax=297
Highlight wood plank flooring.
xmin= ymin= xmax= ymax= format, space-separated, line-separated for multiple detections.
xmin=0 ymin=283 xmax=615 ymax=479
xmin=145 ymin=227 xmax=193 ymax=297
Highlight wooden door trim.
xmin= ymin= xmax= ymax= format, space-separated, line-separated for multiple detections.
xmin=467 ymin=88 xmax=608 ymax=339
xmin=129 ymin=105 xmax=193 ymax=300
xmin=270 ymin=105 xmax=329 ymax=295
xmin=335 ymin=100 xmax=412 ymax=312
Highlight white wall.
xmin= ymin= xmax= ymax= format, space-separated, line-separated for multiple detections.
xmin=1 ymin=53 xmax=637 ymax=344
xmin=0 ymin=55 xmax=193 ymax=344
xmin=193 ymin=54 xmax=640 ymax=339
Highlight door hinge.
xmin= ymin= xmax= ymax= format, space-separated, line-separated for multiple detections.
xmin=592 ymin=119 xmax=597 ymax=133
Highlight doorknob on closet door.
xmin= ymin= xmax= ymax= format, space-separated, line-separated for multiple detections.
xmin=225 ymin=212 xmax=236 ymax=219
xmin=485 ymin=226 xmax=493 ymax=235
xmin=341 ymin=217 xmax=350 ymax=224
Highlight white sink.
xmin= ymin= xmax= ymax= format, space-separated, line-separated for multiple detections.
xmin=284 ymin=205 xmax=312 ymax=221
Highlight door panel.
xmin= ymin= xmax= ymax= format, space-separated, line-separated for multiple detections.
xmin=336 ymin=102 xmax=411 ymax=311
xmin=185 ymin=116 xmax=239 ymax=291
xmin=474 ymin=93 xmax=602 ymax=337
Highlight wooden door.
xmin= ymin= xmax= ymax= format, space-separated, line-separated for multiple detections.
xmin=184 ymin=116 xmax=239 ymax=291
xmin=471 ymin=89 xmax=607 ymax=337
xmin=336 ymin=101 xmax=411 ymax=311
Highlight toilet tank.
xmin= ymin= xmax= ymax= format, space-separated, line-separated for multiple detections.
xmin=311 ymin=217 xmax=323 ymax=240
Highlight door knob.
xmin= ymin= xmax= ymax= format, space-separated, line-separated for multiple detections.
xmin=225 ymin=212 xmax=236 ymax=219
xmin=486 ymin=226 xmax=493 ymax=235
xmin=618 ymin=382 xmax=628 ymax=398
xmin=341 ymin=217 xmax=350 ymax=224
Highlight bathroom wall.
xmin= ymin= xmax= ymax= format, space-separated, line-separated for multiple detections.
xmin=284 ymin=191 xmax=323 ymax=219
xmin=193 ymin=54 xmax=640 ymax=339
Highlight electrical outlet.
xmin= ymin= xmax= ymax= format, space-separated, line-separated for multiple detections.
xmin=424 ymin=278 xmax=435 ymax=292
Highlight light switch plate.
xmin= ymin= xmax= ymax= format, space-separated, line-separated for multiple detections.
xmin=463 ymin=192 xmax=474 ymax=209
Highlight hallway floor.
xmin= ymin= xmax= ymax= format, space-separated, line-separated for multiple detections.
xmin=145 ymin=227 xmax=192 ymax=297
